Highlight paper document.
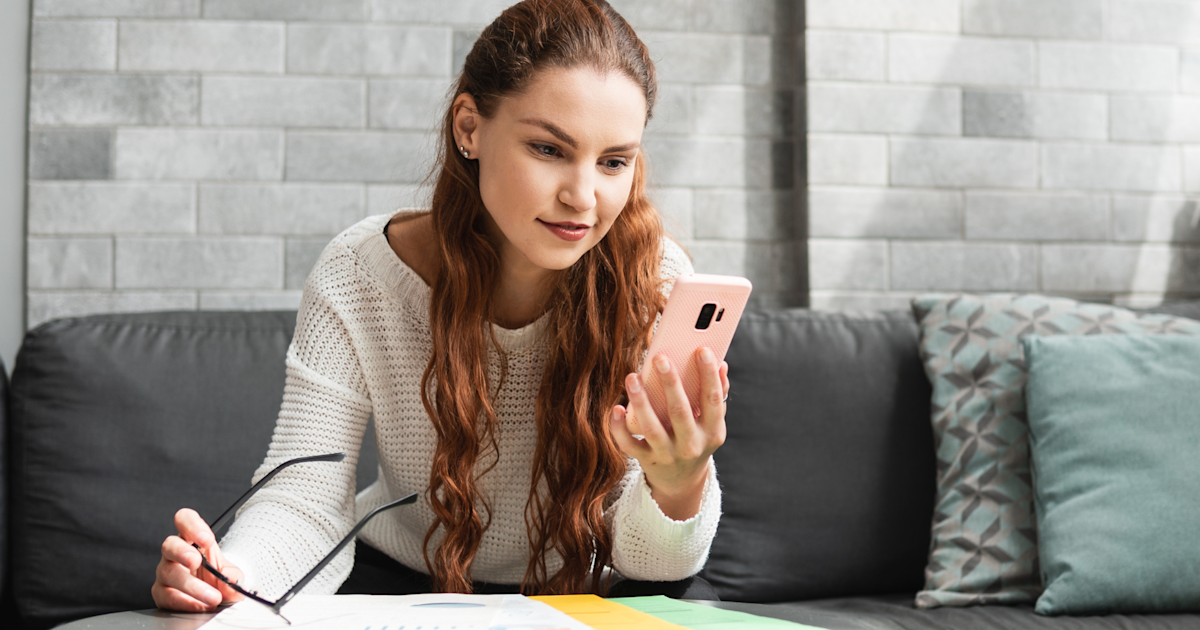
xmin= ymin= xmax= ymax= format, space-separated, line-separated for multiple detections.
xmin=611 ymin=596 xmax=829 ymax=630
xmin=202 ymin=594 xmax=593 ymax=630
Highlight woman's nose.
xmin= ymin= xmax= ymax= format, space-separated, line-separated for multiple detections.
xmin=558 ymin=165 xmax=596 ymax=212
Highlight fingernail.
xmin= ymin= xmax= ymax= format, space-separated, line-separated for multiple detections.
xmin=612 ymin=408 xmax=622 ymax=422
xmin=205 ymin=589 xmax=222 ymax=606
xmin=654 ymin=355 xmax=670 ymax=374
xmin=700 ymin=347 xmax=715 ymax=364
xmin=628 ymin=374 xmax=642 ymax=393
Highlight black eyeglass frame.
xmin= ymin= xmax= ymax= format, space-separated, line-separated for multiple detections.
xmin=192 ymin=452 xmax=418 ymax=623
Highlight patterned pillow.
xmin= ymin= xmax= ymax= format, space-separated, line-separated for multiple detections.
xmin=910 ymin=294 xmax=1200 ymax=608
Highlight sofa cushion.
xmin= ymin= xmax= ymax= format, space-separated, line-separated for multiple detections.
xmin=8 ymin=311 xmax=308 ymax=626
xmin=911 ymin=294 xmax=1200 ymax=609
xmin=700 ymin=309 xmax=936 ymax=603
xmin=1024 ymin=334 xmax=1200 ymax=615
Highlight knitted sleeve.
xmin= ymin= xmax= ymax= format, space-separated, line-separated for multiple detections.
xmin=605 ymin=238 xmax=723 ymax=581
xmin=219 ymin=240 xmax=374 ymax=599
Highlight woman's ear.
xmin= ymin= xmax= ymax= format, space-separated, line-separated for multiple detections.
xmin=452 ymin=93 xmax=480 ymax=159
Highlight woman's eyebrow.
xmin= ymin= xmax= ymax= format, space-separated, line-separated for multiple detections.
xmin=518 ymin=117 xmax=640 ymax=153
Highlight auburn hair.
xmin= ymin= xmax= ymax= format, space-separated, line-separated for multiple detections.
xmin=418 ymin=0 xmax=665 ymax=595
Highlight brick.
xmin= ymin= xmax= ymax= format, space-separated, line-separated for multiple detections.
xmin=604 ymin=0 xmax=689 ymax=30
xmin=689 ymin=241 xmax=800 ymax=293
xmin=203 ymin=0 xmax=366 ymax=20
xmin=806 ymin=30 xmax=885 ymax=82
xmin=693 ymin=0 xmax=776 ymax=34
xmin=965 ymin=90 xmax=1107 ymax=140
xmin=888 ymin=34 xmax=1035 ymax=87
xmin=965 ymin=191 xmax=1108 ymax=241
xmin=31 ymin=19 xmax=116 ymax=70
xmin=808 ymin=239 xmax=888 ymax=290
xmin=809 ymin=291 xmax=916 ymax=311
xmin=1109 ymin=0 xmax=1200 ymax=45
xmin=1111 ymin=95 xmax=1200 ymax=143
xmin=452 ymin=29 xmax=480 ymax=76
xmin=1185 ymin=49 xmax=1200 ymax=94
xmin=962 ymin=0 xmax=1103 ymax=39
xmin=642 ymin=32 xmax=747 ymax=84
xmin=890 ymin=138 xmax=1038 ymax=188
xmin=807 ymin=83 xmax=960 ymax=135
xmin=286 ymin=131 xmax=432 ymax=182
xmin=745 ymin=139 xmax=793 ymax=190
xmin=369 ymin=79 xmax=451 ymax=130
xmin=1043 ymin=143 xmax=1182 ymax=193
xmin=116 ymin=237 xmax=283 ymax=289
xmin=643 ymin=137 xmax=746 ymax=188
xmin=27 ymin=238 xmax=112 ymax=289
xmin=1113 ymin=195 xmax=1200 ymax=243
xmin=27 ymin=291 xmax=197 ymax=328
xmin=286 ymin=238 xmax=330 ymax=289
xmin=28 ymin=129 xmax=111 ymax=181
xmin=743 ymin=35 xmax=773 ymax=86
xmin=1039 ymin=42 xmax=1178 ymax=92
xmin=693 ymin=189 xmax=795 ymax=241
xmin=367 ymin=0 xmax=510 ymax=25
xmin=199 ymin=291 xmax=303 ymax=310
xmin=807 ymin=0 xmax=959 ymax=32
xmin=647 ymin=84 xmax=691 ymax=136
xmin=1187 ymin=146 xmax=1200 ymax=192
xmin=807 ymin=134 xmax=887 ymax=186
xmin=28 ymin=182 xmax=195 ymax=234
xmin=199 ymin=184 xmax=363 ymax=235
xmin=1042 ymin=244 xmax=1200 ymax=293
xmin=115 ymin=129 xmax=282 ymax=181
xmin=202 ymin=76 xmax=364 ymax=128
xmin=891 ymin=241 xmax=1038 ymax=291
xmin=650 ymin=187 xmax=694 ymax=241
xmin=808 ymin=187 xmax=962 ymax=239
xmin=30 ymin=74 xmax=198 ymax=126
xmin=287 ymin=24 xmax=451 ymax=76
xmin=693 ymin=86 xmax=793 ymax=137
xmin=368 ymin=184 xmax=430 ymax=214
xmin=119 ymin=20 xmax=282 ymax=73
xmin=33 ymin=0 xmax=199 ymax=17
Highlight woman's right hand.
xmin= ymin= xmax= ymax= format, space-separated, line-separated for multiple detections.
xmin=152 ymin=508 xmax=245 ymax=611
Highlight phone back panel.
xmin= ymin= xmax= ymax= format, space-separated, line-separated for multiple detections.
xmin=639 ymin=274 xmax=752 ymax=426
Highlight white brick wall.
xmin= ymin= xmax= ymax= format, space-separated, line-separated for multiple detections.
xmin=808 ymin=0 xmax=1200 ymax=310
xmin=27 ymin=0 xmax=804 ymax=325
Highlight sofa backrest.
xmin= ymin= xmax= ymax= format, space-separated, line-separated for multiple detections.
xmin=6 ymin=311 xmax=378 ymax=627
xmin=701 ymin=308 xmax=937 ymax=603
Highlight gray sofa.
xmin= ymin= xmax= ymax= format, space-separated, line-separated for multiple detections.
xmin=3 ymin=304 xmax=1200 ymax=629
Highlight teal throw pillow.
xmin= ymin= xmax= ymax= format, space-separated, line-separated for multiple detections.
xmin=1024 ymin=334 xmax=1200 ymax=615
xmin=911 ymin=294 xmax=1200 ymax=608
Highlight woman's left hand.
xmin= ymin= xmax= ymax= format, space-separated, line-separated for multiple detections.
xmin=609 ymin=347 xmax=729 ymax=521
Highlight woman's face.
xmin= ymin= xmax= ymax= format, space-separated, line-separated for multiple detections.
xmin=457 ymin=67 xmax=647 ymax=278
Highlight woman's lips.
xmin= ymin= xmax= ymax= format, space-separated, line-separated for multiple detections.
xmin=539 ymin=219 xmax=590 ymax=242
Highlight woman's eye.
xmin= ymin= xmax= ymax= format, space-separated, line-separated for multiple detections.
xmin=533 ymin=144 xmax=558 ymax=157
xmin=602 ymin=158 xmax=628 ymax=171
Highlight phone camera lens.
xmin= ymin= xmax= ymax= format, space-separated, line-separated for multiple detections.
xmin=695 ymin=303 xmax=717 ymax=330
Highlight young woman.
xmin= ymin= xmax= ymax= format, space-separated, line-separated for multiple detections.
xmin=152 ymin=0 xmax=729 ymax=610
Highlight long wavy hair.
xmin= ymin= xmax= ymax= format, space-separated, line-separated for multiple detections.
xmin=418 ymin=0 xmax=666 ymax=595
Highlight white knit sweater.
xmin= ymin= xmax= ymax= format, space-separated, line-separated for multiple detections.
xmin=220 ymin=212 xmax=722 ymax=598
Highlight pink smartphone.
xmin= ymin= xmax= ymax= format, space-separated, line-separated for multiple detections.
xmin=637 ymin=273 xmax=753 ymax=428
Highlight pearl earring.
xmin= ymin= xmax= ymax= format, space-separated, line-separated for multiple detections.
xmin=459 ymin=146 xmax=470 ymax=158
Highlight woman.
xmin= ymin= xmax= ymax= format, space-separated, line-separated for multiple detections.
xmin=152 ymin=0 xmax=728 ymax=610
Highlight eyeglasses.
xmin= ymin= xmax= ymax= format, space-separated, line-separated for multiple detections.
xmin=193 ymin=452 xmax=418 ymax=623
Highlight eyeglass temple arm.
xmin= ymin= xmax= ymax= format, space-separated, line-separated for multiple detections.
xmin=272 ymin=491 xmax=419 ymax=613
xmin=209 ymin=452 xmax=346 ymax=535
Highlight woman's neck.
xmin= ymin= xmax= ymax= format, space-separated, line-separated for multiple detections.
xmin=489 ymin=251 xmax=558 ymax=330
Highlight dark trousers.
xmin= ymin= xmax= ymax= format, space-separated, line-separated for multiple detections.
xmin=337 ymin=540 xmax=719 ymax=600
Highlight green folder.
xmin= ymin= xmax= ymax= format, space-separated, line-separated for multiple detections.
xmin=609 ymin=596 xmax=828 ymax=630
